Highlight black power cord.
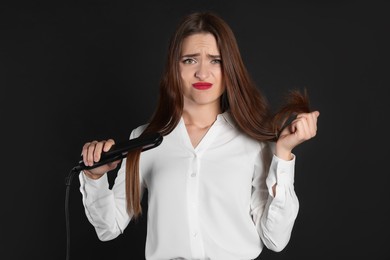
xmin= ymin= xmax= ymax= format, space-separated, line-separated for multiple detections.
xmin=65 ymin=167 xmax=81 ymax=260
xmin=63 ymin=133 xmax=163 ymax=260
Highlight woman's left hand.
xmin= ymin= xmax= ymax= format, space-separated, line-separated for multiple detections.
xmin=275 ymin=111 xmax=320 ymax=160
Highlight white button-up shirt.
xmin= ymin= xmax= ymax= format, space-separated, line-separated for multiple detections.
xmin=79 ymin=111 xmax=299 ymax=260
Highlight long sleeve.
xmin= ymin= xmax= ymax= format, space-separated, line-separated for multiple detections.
xmin=251 ymin=142 xmax=299 ymax=252
xmin=79 ymin=161 xmax=129 ymax=241
xmin=78 ymin=112 xmax=300 ymax=259
xmin=79 ymin=129 xmax=146 ymax=241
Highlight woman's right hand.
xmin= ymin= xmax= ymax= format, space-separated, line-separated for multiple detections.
xmin=81 ymin=139 xmax=121 ymax=179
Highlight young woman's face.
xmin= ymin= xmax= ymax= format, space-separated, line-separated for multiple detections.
xmin=179 ymin=33 xmax=225 ymax=110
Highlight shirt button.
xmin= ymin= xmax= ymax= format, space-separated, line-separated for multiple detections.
xmin=191 ymin=172 xmax=197 ymax=177
xmin=193 ymin=232 xmax=197 ymax=237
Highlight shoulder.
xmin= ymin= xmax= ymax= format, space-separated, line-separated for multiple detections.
xmin=222 ymin=111 xmax=276 ymax=154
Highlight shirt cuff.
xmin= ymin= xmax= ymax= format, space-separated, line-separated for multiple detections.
xmin=79 ymin=171 xmax=109 ymax=192
xmin=266 ymin=154 xmax=296 ymax=196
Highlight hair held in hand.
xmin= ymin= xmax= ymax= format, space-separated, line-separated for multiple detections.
xmin=125 ymin=12 xmax=312 ymax=218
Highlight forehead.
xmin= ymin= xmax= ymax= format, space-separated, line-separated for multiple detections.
xmin=181 ymin=33 xmax=219 ymax=53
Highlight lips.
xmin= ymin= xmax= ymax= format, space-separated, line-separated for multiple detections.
xmin=192 ymin=82 xmax=213 ymax=90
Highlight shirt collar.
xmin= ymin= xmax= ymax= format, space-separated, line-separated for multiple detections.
xmin=217 ymin=110 xmax=237 ymax=129
xmin=178 ymin=110 xmax=237 ymax=129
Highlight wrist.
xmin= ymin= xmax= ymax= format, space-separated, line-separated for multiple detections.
xmin=275 ymin=146 xmax=293 ymax=161
xmin=83 ymin=170 xmax=104 ymax=180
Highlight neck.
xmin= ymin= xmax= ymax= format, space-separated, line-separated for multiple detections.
xmin=183 ymin=104 xmax=221 ymax=128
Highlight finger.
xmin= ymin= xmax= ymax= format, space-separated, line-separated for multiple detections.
xmin=296 ymin=112 xmax=318 ymax=138
xmin=308 ymin=112 xmax=318 ymax=136
xmin=103 ymin=138 xmax=115 ymax=152
xmin=291 ymin=116 xmax=310 ymax=141
xmin=303 ymin=111 xmax=319 ymax=137
xmin=93 ymin=141 xmax=105 ymax=163
xmin=81 ymin=142 xmax=91 ymax=165
xmin=86 ymin=140 xmax=98 ymax=166
xmin=82 ymin=141 xmax=90 ymax=157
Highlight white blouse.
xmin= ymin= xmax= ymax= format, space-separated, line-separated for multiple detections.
xmin=79 ymin=111 xmax=299 ymax=260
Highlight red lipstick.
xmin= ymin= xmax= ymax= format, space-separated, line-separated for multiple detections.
xmin=192 ymin=82 xmax=213 ymax=90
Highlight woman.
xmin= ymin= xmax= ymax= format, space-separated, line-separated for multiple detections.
xmin=80 ymin=11 xmax=320 ymax=260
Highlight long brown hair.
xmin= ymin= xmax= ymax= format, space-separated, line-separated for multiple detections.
xmin=126 ymin=11 xmax=311 ymax=218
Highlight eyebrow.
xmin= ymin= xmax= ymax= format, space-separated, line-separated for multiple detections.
xmin=181 ymin=53 xmax=221 ymax=59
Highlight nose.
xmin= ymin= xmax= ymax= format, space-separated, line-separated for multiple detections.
xmin=195 ymin=61 xmax=210 ymax=80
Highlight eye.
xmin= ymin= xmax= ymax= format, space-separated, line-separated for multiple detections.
xmin=211 ymin=59 xmax=222 ymax=64
xmin=182 ymin=58 xmax=196 ymax=64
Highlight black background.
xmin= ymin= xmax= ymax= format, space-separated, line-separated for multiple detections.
xmin=1 ymin=1 xmax=389 ymax=259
